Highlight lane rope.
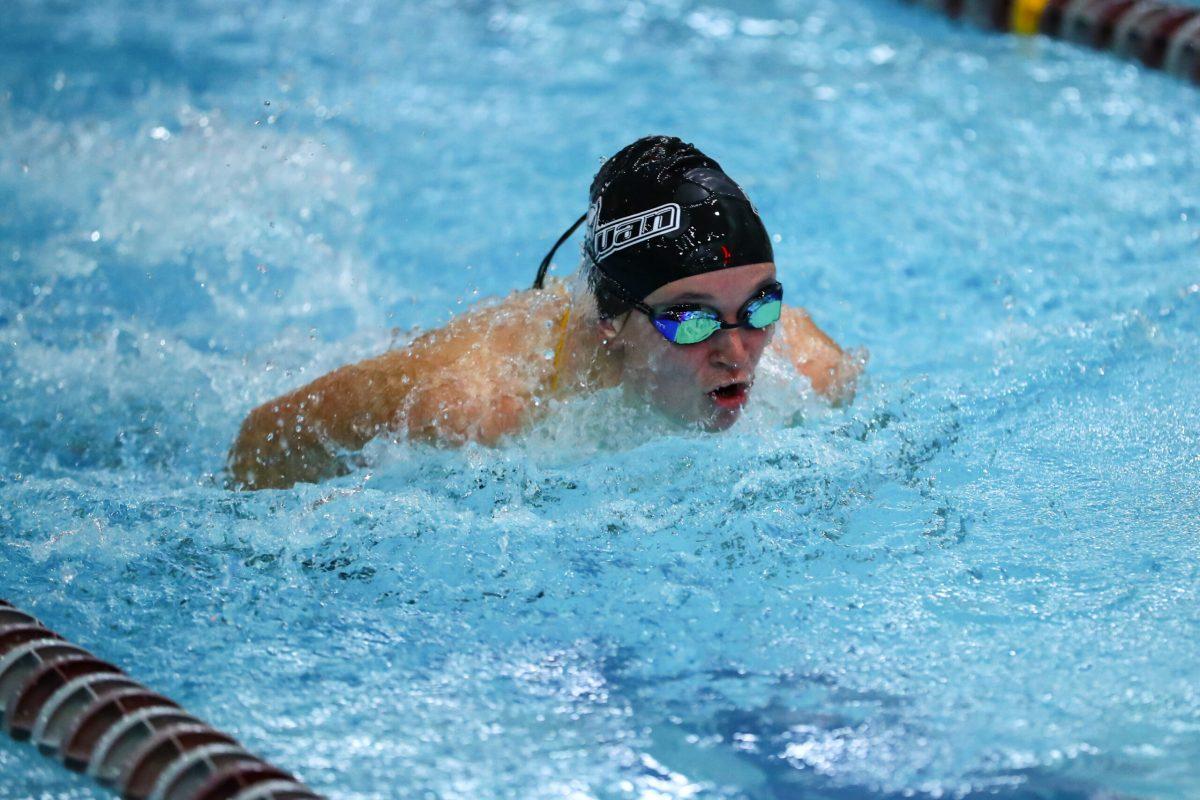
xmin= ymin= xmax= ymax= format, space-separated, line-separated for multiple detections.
xmin=905 ymin=0 xmax=1200 ymax=84
xmin=0 ymin=599 xmax=323 ymax=800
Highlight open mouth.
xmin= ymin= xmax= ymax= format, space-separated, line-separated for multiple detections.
xmin=708 ymin=381 xmax=750 ymax=410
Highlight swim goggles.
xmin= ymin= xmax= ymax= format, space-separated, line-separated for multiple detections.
xmin=603 ymin=273 xmax=784 ymax=345
xmin=531 ymin=214 xmax=782 ymax=345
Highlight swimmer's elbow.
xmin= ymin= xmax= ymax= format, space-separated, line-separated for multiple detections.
xmin=778 ymin=308 xmax=866 ymax=406
xmin=226 ymin=411 xmax=275 ymax=490
xmin=807 ymin=348 xmax=868 ymax=406
xmin=226 ymin=402 xmax=344 ymax=490
xmin=226 ymin=405 xmax=291 ymax=489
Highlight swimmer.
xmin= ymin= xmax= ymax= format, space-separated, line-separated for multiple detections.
xmin=228 ymin=136 xmax=864 ymax=489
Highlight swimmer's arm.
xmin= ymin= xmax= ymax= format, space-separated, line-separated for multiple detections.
xmin=228 ymin=324 xmax=533 ymax=490
xmin=776 ymin=307 xmax=865 ymax=404
xmin=227 ymin=351 xmax=416 ymax=490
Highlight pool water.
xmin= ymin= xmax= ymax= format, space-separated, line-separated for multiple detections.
xmin=2 ymin=1 xmax=1199 ymax=797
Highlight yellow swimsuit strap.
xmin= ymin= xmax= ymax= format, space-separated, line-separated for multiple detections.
xmin=549 ymin=302 xmax=571 ymax=393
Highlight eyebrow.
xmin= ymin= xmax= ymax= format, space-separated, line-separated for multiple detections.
xmin=661 ymin=279 xmax=777 ymax=305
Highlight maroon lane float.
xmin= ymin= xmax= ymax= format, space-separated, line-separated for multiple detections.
xmin=905 ymin=0 xmax=1200 ymax=85
xmin=0 ymin=600 xmax=323 ymax=800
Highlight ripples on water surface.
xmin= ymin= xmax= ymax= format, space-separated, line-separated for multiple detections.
xmin=2 ymin=1 xmax=1199 ymax=797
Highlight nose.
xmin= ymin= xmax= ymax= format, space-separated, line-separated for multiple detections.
xmin=709 ymin=326 xmax=751 ymax=371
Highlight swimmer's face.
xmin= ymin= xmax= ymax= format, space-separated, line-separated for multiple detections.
xmin=606 ymin=262 xmax=777 ymax=431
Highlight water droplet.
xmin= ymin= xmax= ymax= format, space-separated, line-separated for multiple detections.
xmin=867 ymin=44 xmax=895 ymax=65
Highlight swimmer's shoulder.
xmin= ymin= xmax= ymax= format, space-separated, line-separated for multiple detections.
xmin=380 ymin=280 xmax=569 ymax=391
xmin=458 ymin=280 xmax=570 ymax=359
xmin=394 ymin=281 xmax=565 ymax=359
xmin=486 ymin=278 xmax=571 ymax=324
xmin=385 ymin=281 xmax=572 ymax=443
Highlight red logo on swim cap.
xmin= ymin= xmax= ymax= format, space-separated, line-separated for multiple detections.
xmin=721 ymin=245 xmax=732 ymax=266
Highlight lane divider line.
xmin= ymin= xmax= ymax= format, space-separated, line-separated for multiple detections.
xmin=0 ymin=599 xmax=323 ymax=800
xmin=904 ymin=0 xmax=1200 ymax=84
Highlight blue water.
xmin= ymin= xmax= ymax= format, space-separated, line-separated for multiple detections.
xmin=2 ymin=1 xmax=1199 ymax=798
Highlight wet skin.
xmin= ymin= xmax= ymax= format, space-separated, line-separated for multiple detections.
xmin=600 ymin=262 xmax=778 ymax=432
xmin=228 ymin=263 xmax=861 ymax=489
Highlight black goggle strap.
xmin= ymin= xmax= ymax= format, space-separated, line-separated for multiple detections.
xmin=590 ymin=265 xmax=656 ymax=317
xmin=533 ymin=212 xmax=588 ymax=290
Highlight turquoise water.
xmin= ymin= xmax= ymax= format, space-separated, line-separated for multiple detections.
xmin=2 ymin=1 xmax=1199 ymax=797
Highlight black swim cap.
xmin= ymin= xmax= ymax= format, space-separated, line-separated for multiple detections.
xmin=532 ymin=136 xmax=775 ymax=318
xmin=586 ymin=136 xmax=773 ymax=314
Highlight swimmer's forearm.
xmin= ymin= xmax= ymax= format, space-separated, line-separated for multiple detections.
xmin=227 ymin=322 xmax=538 ymax=488
xmin=779 ymin=307 xmax=864 ymax=404
xmin=227 ymin=358 xmax=407 ymax=490
xmin=228 ymin=396 xmax=352 ymax=490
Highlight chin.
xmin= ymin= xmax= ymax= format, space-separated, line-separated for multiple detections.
xmin=701 ymin=408 xmax=742 ymax=432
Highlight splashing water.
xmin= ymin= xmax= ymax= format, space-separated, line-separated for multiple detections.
xmin=2 ymin=1 xmax=1199 ymax=798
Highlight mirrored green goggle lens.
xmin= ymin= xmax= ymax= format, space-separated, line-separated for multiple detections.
xmin=674 ymin=315 xmax=722 ymax=344
xmin=747 ymin=297 xmax=782 ymax=329
xmin=661 ymin=296 xmax=782 ymax=344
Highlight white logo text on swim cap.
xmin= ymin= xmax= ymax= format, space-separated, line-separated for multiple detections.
xmin=594 ymin=203 xmax=680 ymax=262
